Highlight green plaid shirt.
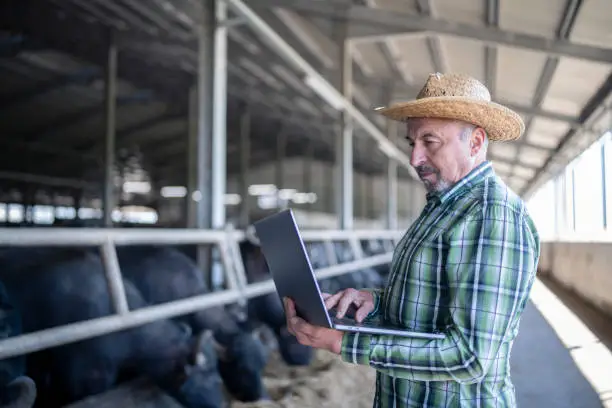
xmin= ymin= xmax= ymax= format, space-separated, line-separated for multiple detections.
xmin=340 ymin=161 xmax=540 ymax=407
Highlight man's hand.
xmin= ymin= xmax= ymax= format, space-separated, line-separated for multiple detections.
xmin=283 ymin=297 xmax=344 ymax=354
xmin=322 ymin=288 xmax=375 ymax=323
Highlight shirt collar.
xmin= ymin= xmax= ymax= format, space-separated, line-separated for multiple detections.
xmin=426 ymin=161 xmax=495 ymax=205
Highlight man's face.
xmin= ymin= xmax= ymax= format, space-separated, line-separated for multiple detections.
xmin=405 ymin=118 xmax=483 ymax=193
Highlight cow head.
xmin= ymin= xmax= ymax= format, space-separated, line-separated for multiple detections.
xmin=168 ymin=326 xmax=225 ymax=408
xmin=212 ymin=327 xmax=269 ymax=402
xmin=0 ymin=376 xmax=37 ymax=408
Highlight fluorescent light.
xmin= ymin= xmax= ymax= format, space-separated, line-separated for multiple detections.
xmin=291 ymin=192 xmax=318 ymax=204
xmin=304 ymin=74 xmax=345 ymax=111
xmin=278 ymin=188 xmax=297 ymax=200
xmin=305 ymin=192 xmax=317 ymax=203
xmin=248 ymin=184 xmax=277 ymax=196
xmin=161 ymin=186 xmax=187 ymax=198
xmin=224 ymin=193 xmax=242 ymax=205
xmin=257 ymin=195 xmax=278 ymax=210
xmin=123 ymin=181 xmax=151 ymax=194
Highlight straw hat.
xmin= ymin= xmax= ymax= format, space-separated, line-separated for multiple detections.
xmin=375 ymin=73 xmax=525 ymax=142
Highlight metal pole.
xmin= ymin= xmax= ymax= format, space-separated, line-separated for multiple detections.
xmin=186 ymin=85 xmax=198 ymax=228
xmin=103 ymin=30 xmax=117 ymax=227
xmin=382 ymin=82 xmax=398 ymax=229
xmin=571 ymin=167 xmax=577 ymax=231
xmin=211 ymin=0 xmax=228 ymax=230
xmin=304 ymin=141 xmax=313 ymax=211
xmin=334 ymin=22 xmax=353 ymax=230
xmin=100 ymin=240 xmax=129 ymax=314
xmin=196 ymin=2 xmax=214 ymax=281
xmin=602 ymin=131 xmax=609 ymax=230
xmin=239 ymin=105 xmax=251 ymax=227
xmin=196 ymin=5 xmax=213 ymax=232
xmin=276 ymin=128 xmax=287 ymax=209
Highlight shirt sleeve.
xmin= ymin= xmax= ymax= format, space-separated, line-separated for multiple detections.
xmin=362 ymin=288 xmax=383 ymax=320
xmin=339 ymin=203 xmax=539 ymax=383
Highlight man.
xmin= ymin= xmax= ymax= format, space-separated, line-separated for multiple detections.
xmin=283 ymin=72 xmax=541 ymax=407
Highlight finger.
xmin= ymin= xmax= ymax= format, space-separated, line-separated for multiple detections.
xmin=336 ymin=292 xmax=356 ymax=318
xmin=294 ymin=332 xmax=311 ymax=347
xmin=321 ymin=292 xmax=331 ymax=300
xmin=290 ymin=316 xmax=314 ymax=337
xmin=283 ymin=297 xmax=296 ymax=317
xmin=355 ymin=306 xmax=371 ymax=323
xmin=324 ymin=291 xmax=344 ymax=310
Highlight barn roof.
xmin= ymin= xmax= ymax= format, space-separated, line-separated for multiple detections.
xmin=1 ymin=0 xmax=611 ymax=203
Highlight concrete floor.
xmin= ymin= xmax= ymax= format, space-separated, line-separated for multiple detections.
xmin=511 ymin=296 xmax=607 ymax=408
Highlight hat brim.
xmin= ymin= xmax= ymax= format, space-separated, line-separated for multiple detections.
xmin=375 ymin=96 xmax=525 ymax=142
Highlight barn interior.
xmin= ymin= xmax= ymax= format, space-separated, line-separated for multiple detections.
xmin=1 ymin=0 xmax=612 ymax=407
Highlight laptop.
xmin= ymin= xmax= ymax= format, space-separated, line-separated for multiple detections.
xmin=253 ymin=209 xmax=445 ymax=340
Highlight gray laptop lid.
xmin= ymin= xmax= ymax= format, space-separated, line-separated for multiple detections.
xmin=253 ymin=209 xmax=333 ymax=328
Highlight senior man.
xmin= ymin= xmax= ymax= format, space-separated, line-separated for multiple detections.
xmin=283 ymin=72 xmax=541 ymax=407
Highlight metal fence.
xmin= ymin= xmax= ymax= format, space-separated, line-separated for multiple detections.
xmin=0 ymin=227 xmax=403 ymax=360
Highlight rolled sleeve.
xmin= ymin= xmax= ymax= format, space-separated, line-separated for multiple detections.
xmin=340 ymin=332 xmax=373 ymax=365
xmin=363 ymin=288 xmax=383 ymax=321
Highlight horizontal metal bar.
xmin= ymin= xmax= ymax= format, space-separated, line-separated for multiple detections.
xmin=0 ymin=228 xmax=244 ymax=246
xmin=0 ymin=288 xmax=242 ymax=360
xmin=239 ymin=253 xmax=394 ymax=299
xmin=300 ymin=229 xmax=404 ymax=241
xmin=0 ymin=250 xmax=394 ymax=359
xmin=0 ymin=228 xmax=401 ymax=247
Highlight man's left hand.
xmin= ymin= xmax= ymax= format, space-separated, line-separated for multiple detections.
xmin=283 ymin=297 xmax=344 ymax=354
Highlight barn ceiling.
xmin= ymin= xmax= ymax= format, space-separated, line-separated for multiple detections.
xmin=0 ymin=0 xmax=610 ymax=204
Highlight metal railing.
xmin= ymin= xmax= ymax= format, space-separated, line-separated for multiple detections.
xmin=0 ymin=227 xmax=403 ymax=360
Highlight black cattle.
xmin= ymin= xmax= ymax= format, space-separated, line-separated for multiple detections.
xmin=0 ymin=249 xmax=224 ymax=408
xmin=115 ymin=245 xmax=270 ymax=403
xmin=0 ymin=280 xmax=37 ymax=408
xmin=240 ymin=240 xmax=314 ymax=366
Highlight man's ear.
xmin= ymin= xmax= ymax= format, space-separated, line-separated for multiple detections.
xmin=470 ymin=127 xmax=487 ymax=156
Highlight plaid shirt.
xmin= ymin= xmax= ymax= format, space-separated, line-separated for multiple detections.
xmin=340 ymin=161 xmax=540 ymax=407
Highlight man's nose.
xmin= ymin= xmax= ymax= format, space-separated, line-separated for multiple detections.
xmin=410 ymin=145 xmax=426 ymax=168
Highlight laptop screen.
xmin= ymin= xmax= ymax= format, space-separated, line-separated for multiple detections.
xmin=253 ymin=209 xmax=333 ymax=328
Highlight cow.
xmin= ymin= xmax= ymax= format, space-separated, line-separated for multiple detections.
xmin=0 ymin=279 xmax=37 ymax=408
xmin=239 ymin=237 xmax=314 ymax=367
xmin=115 ymin=245 xmax=270 ymax=403
xmin=0 ymin=248 xmax=224 ymax=408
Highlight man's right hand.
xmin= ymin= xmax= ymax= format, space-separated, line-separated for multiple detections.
xmin=321 ymin=288 xmax=375 ymax=323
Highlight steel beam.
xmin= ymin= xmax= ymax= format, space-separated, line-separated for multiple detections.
xmin=225 ymin=0 xmax=419 ymax=181
xmin=187 ymin=85 xmax=198 ymax=228
xmin=210 ymin=0 xmax=229 ymax=230
xmin=332 ymin=18 xmax=354 ymax=230
xmin=247 ymin=0 xmax=612 ymax=64
xmin=484 ymin=0 xmax=499 ymax=99
xmin=509 ymin=0 xmax=582 ymax=182
xmin=103 ymin=31 xmax=118 ymax=227
xmin=239 ymin=105 xmax=251 ymax=227
xmin=383 ymin=83 xmax=398 ymax=229
xmin=521 ymin=73 xmax=612 ymax=197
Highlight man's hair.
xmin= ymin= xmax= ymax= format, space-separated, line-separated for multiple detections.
xmin=459 ymin=123 xmax=489 ymax=154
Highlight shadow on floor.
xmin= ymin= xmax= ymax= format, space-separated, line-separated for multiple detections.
xmin=511 ymin=299 xmax=604 ymax=408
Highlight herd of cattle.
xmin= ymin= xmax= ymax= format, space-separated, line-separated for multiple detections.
xmin=0 ymin=232 xmax=392 ymax=408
